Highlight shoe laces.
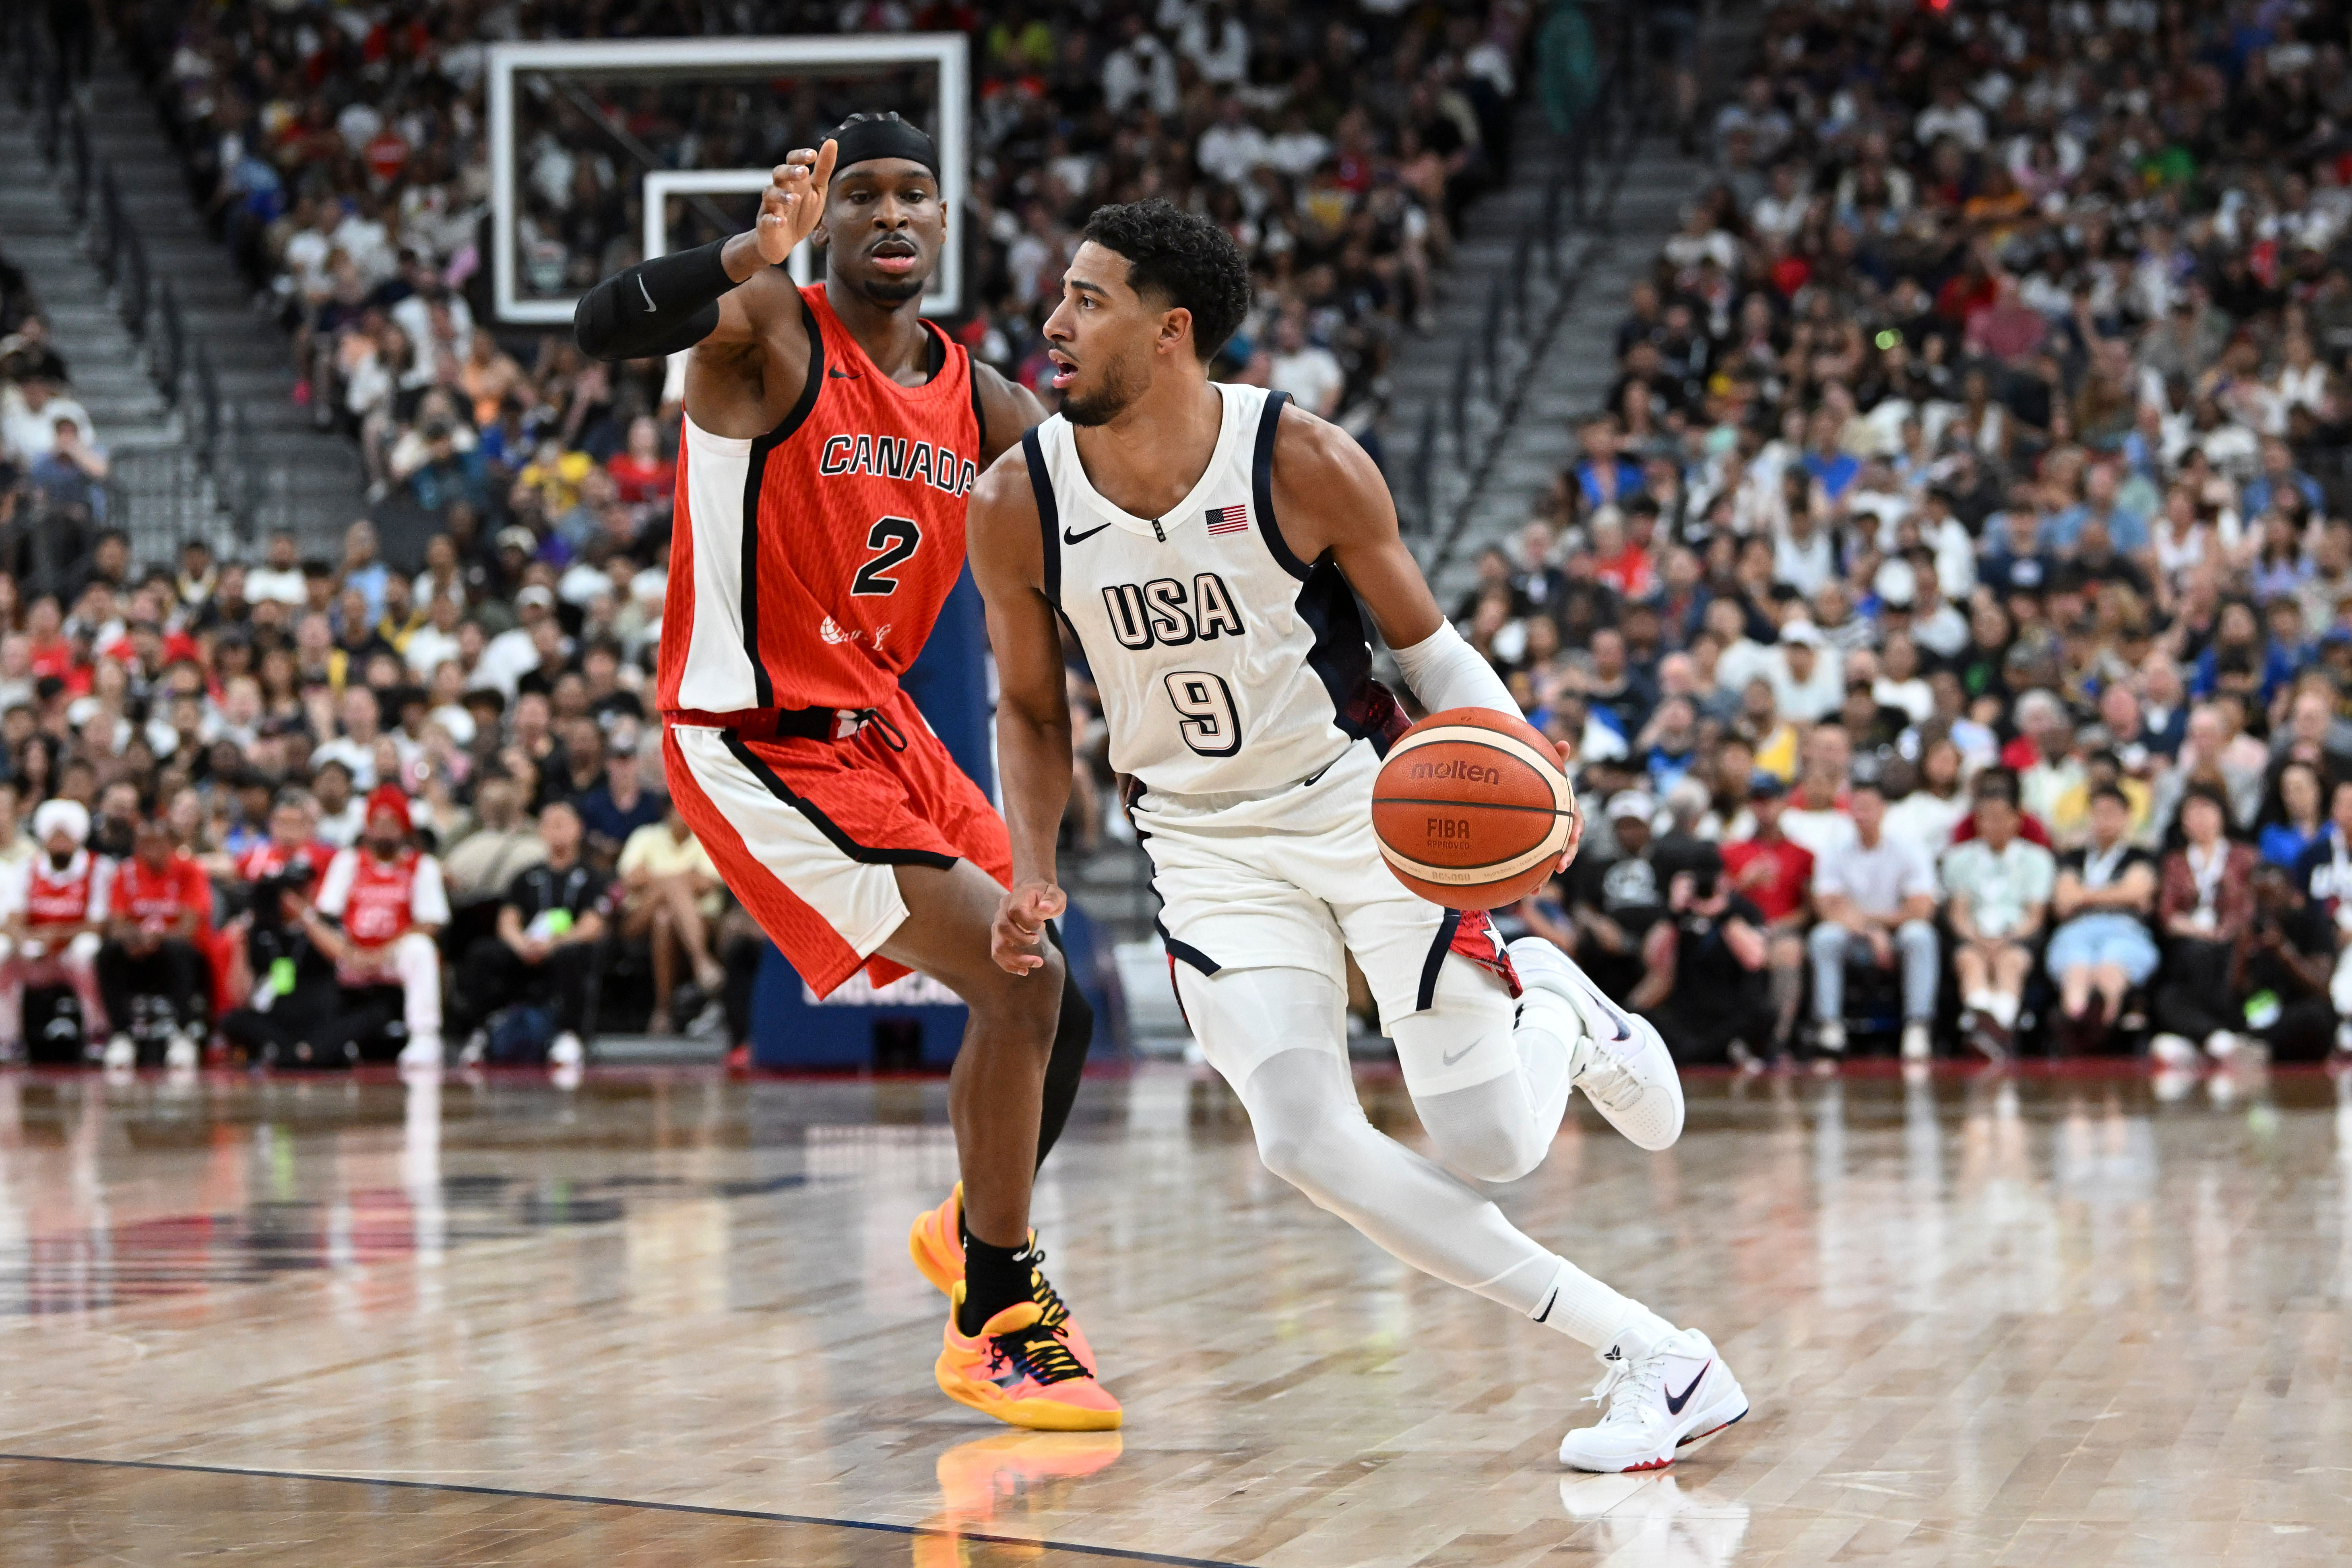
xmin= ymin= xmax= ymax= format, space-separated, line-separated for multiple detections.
xmin=987 ymin=1319 xmax=1092 ymax=1388
xmin=975 ymin=1246 xmax=1091 ymax=1387
xmin=1569 ymin=1032 xmax=1642 ymax=1112
xmin=1028 ymin=1251 xmax=1080 ymax=1342
xmin=1585 ymin=1345 xmax=1669 ymax=1426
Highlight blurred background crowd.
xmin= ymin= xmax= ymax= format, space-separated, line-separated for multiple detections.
xmin=0 ymin=0 xmax=1536 ymax=1069
xmin=1400 ymin=0 xmax=2352 ymax=1073
xmin=9 ymin=0 xmax=2352 ymax=1077
xmin=101 ymin=0 xmax=1525 ymax=511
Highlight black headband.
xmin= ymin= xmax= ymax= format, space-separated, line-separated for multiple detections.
xmin=831 ymin=116 xmax=939 ymax=179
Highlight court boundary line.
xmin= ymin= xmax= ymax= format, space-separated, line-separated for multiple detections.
xmin=0 ymin=1452 xmax=1252 ymax=1568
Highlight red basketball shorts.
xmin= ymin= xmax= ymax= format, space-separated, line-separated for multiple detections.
xmin=663 ymin=687 xmax=1012 ymax=997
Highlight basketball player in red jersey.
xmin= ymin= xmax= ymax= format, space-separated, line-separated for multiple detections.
xmin=575 ymin=113 xmax=1115 ymax=1431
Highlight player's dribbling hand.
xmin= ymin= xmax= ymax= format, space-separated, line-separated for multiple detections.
xmin=992 ymin=880 xmax=1066 ymax=975
xmin=757 ymin=139 xmax=838 ymax=265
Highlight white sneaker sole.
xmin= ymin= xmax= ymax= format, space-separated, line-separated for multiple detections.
xmin=1558 ymin=1384 xmax=1751 ymax=1473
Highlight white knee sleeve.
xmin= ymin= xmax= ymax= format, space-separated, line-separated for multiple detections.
xmin=1181 ymin=964 xmax=1666 ymax=1350
xmin=1391 ymin=958 xmax=1576 ymax=1183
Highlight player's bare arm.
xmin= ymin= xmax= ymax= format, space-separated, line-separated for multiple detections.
xmin=974 ymin=363 xmax=1051 ymax=466
xmin=964 ymin=452 xmax=1071 ymax=975
xmin=574 ymin=141 xmax=836 ymax=434
xmin=1269 ymin=403 xmax=1582 ymax=862
xmin=1266 ymin=403 xmax=1445 ymax=649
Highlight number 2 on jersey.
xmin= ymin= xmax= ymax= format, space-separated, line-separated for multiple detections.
xmin=851 ymin=516 xmax=922 ymax=595
xmin=1165 ymin=671 xmax=1242 ymax=757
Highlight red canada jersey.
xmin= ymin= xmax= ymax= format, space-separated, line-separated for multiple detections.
xmin=110 ymin=852 xmax=212 ymax=930
xmin=20 ymin=851 xmax=106 ymax=928
xmin=659 ymin=284 xmax=980 ymax=717
xmin=335 ymin=849 xmax=419 ymax=947
xmin=314 ymin=848 xmax=449 ymax=986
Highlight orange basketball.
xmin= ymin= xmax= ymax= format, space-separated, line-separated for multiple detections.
xmin=1371 ymin=707 xmax=1578 ymax=910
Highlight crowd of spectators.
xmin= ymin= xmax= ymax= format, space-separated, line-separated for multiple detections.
xmin=0 ymin=257 xmax=110 ymax=600
xmin=115 ymin=0 xmax=1525 ymax=515
xmin=0 ymin=506 xmax=757 ymax=1071
xmin=1458 ymin=0 xmax=2352 ymax=1074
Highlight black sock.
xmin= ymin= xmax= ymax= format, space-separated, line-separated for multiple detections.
xmin=1034 ymin=942 xmax=1094 ymax=1173
xmin=959 ymin=1227 xmax=1036 ymax=1337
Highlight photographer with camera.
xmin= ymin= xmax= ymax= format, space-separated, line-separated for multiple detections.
xmin=2230 ymin=864 xmax=2338 ymax=1062
xmin=225 ymin=789 xmax=330 ymax=997
xmin=1628 ymin=843 xmax=1775 ymax=1066
xmin=218 ymin=790 xmax=350 ymax=1067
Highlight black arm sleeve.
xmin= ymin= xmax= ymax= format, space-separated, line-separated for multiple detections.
xmin=572 ymin=239 xmax=740 ymax=361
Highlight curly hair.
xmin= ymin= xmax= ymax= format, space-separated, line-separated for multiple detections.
xmin=1080 ymin=199 xmax=1251 ymax=361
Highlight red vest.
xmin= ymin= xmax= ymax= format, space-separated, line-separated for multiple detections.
xmin=112 ymin=854 xmax=210 ymax=928
xmin=24 ymin=852 xmax=100 ymax=928
xmin=342 ymin=848 xmax=420 ymax=948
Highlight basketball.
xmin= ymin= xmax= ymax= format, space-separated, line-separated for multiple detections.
xmin=1371 ymin=708 xmax=1578 ymax=910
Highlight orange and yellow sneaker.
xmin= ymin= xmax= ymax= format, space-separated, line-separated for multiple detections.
xmin=936 ymin=1283 xmax=1122 ymax=1432
xmin=907 ymin=1183 xmax=968 ymax=1294
xmin=910 ymin=1184 xmax=1098 ymax=1373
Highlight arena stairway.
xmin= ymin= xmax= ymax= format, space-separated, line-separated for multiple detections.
xmin=77 ymin=47 xmax=364 ymax=551
xmin=0 ymin=103 xmax=176 ymax=454
xmin=1419 ymin=0 xmax=1764 ymax=607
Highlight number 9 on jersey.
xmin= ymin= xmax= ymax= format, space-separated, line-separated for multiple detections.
xmin=1165 ymin=671 xmax=1242 ymax=758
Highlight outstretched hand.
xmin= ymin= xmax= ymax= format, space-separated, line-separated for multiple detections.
xmin=992 ymin=879 xmax=1067 ymax=975
xmin=757 ymin=139 xmax=838 ymax=265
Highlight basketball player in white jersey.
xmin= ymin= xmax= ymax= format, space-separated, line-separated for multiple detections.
xmin=966 ymin=200 xmax=1749 ymax=1472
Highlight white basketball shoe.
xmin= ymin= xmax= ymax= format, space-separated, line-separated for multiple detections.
xmin=1559 ymin=1327 xmax=1749 ymax=1474
xmin=1508 ymin=939 xmax=1685 ymax=1151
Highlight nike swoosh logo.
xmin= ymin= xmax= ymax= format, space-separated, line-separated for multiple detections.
xmin=636 ymin=274 xmax=656 ymax=312
xmin=827 ymin=366 xmax=863 ymax=379
xmin=1586 ymin=985 xmax=1634 ymax=1042
xmin=1664 ymin=1362 xmax=1710 ymax=1415
xmin=1062 ymin=522 xmax=1114 ymax=545
xmin=1534 ymin=1286 xmax=1558 ymax=1324
xmin=1441 ymin=1039 xmax=1478 ymax=1067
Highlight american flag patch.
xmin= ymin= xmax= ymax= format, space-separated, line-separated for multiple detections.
xmin=1206 ymin=503 xmax=1249 ymax=534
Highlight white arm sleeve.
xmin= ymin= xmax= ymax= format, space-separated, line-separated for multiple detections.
xmin=410 ymin=857 xmax=451 ymax=926
xmin=1391 ymin=621 xmax=1519 ymax=718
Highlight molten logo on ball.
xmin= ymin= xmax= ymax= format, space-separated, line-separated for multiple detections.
xmin=1371 ymin=708 xmax=1578 ymax=911
xmin=1408 ymin=758 xmax=1501 ymax=785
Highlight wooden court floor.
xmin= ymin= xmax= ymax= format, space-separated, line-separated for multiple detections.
xmin=0 ymin=1060 xmax=2346 ymax=1567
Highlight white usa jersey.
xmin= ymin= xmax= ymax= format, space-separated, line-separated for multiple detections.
xmin=1025 ymin=384 xmax=1397 ymax=797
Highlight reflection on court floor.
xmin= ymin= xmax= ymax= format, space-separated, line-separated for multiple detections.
xmin=0 ymin=1063 xmax=2345 ymax=1567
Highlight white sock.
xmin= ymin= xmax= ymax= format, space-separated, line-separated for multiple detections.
xmin=1496 ymin=1252 xmax=1674 ymax=1351
xmin=1965 ymin=990 xmax=1996 ymax=1017
xmin=1987 ymin=992 xmax=2018 ymax=1028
